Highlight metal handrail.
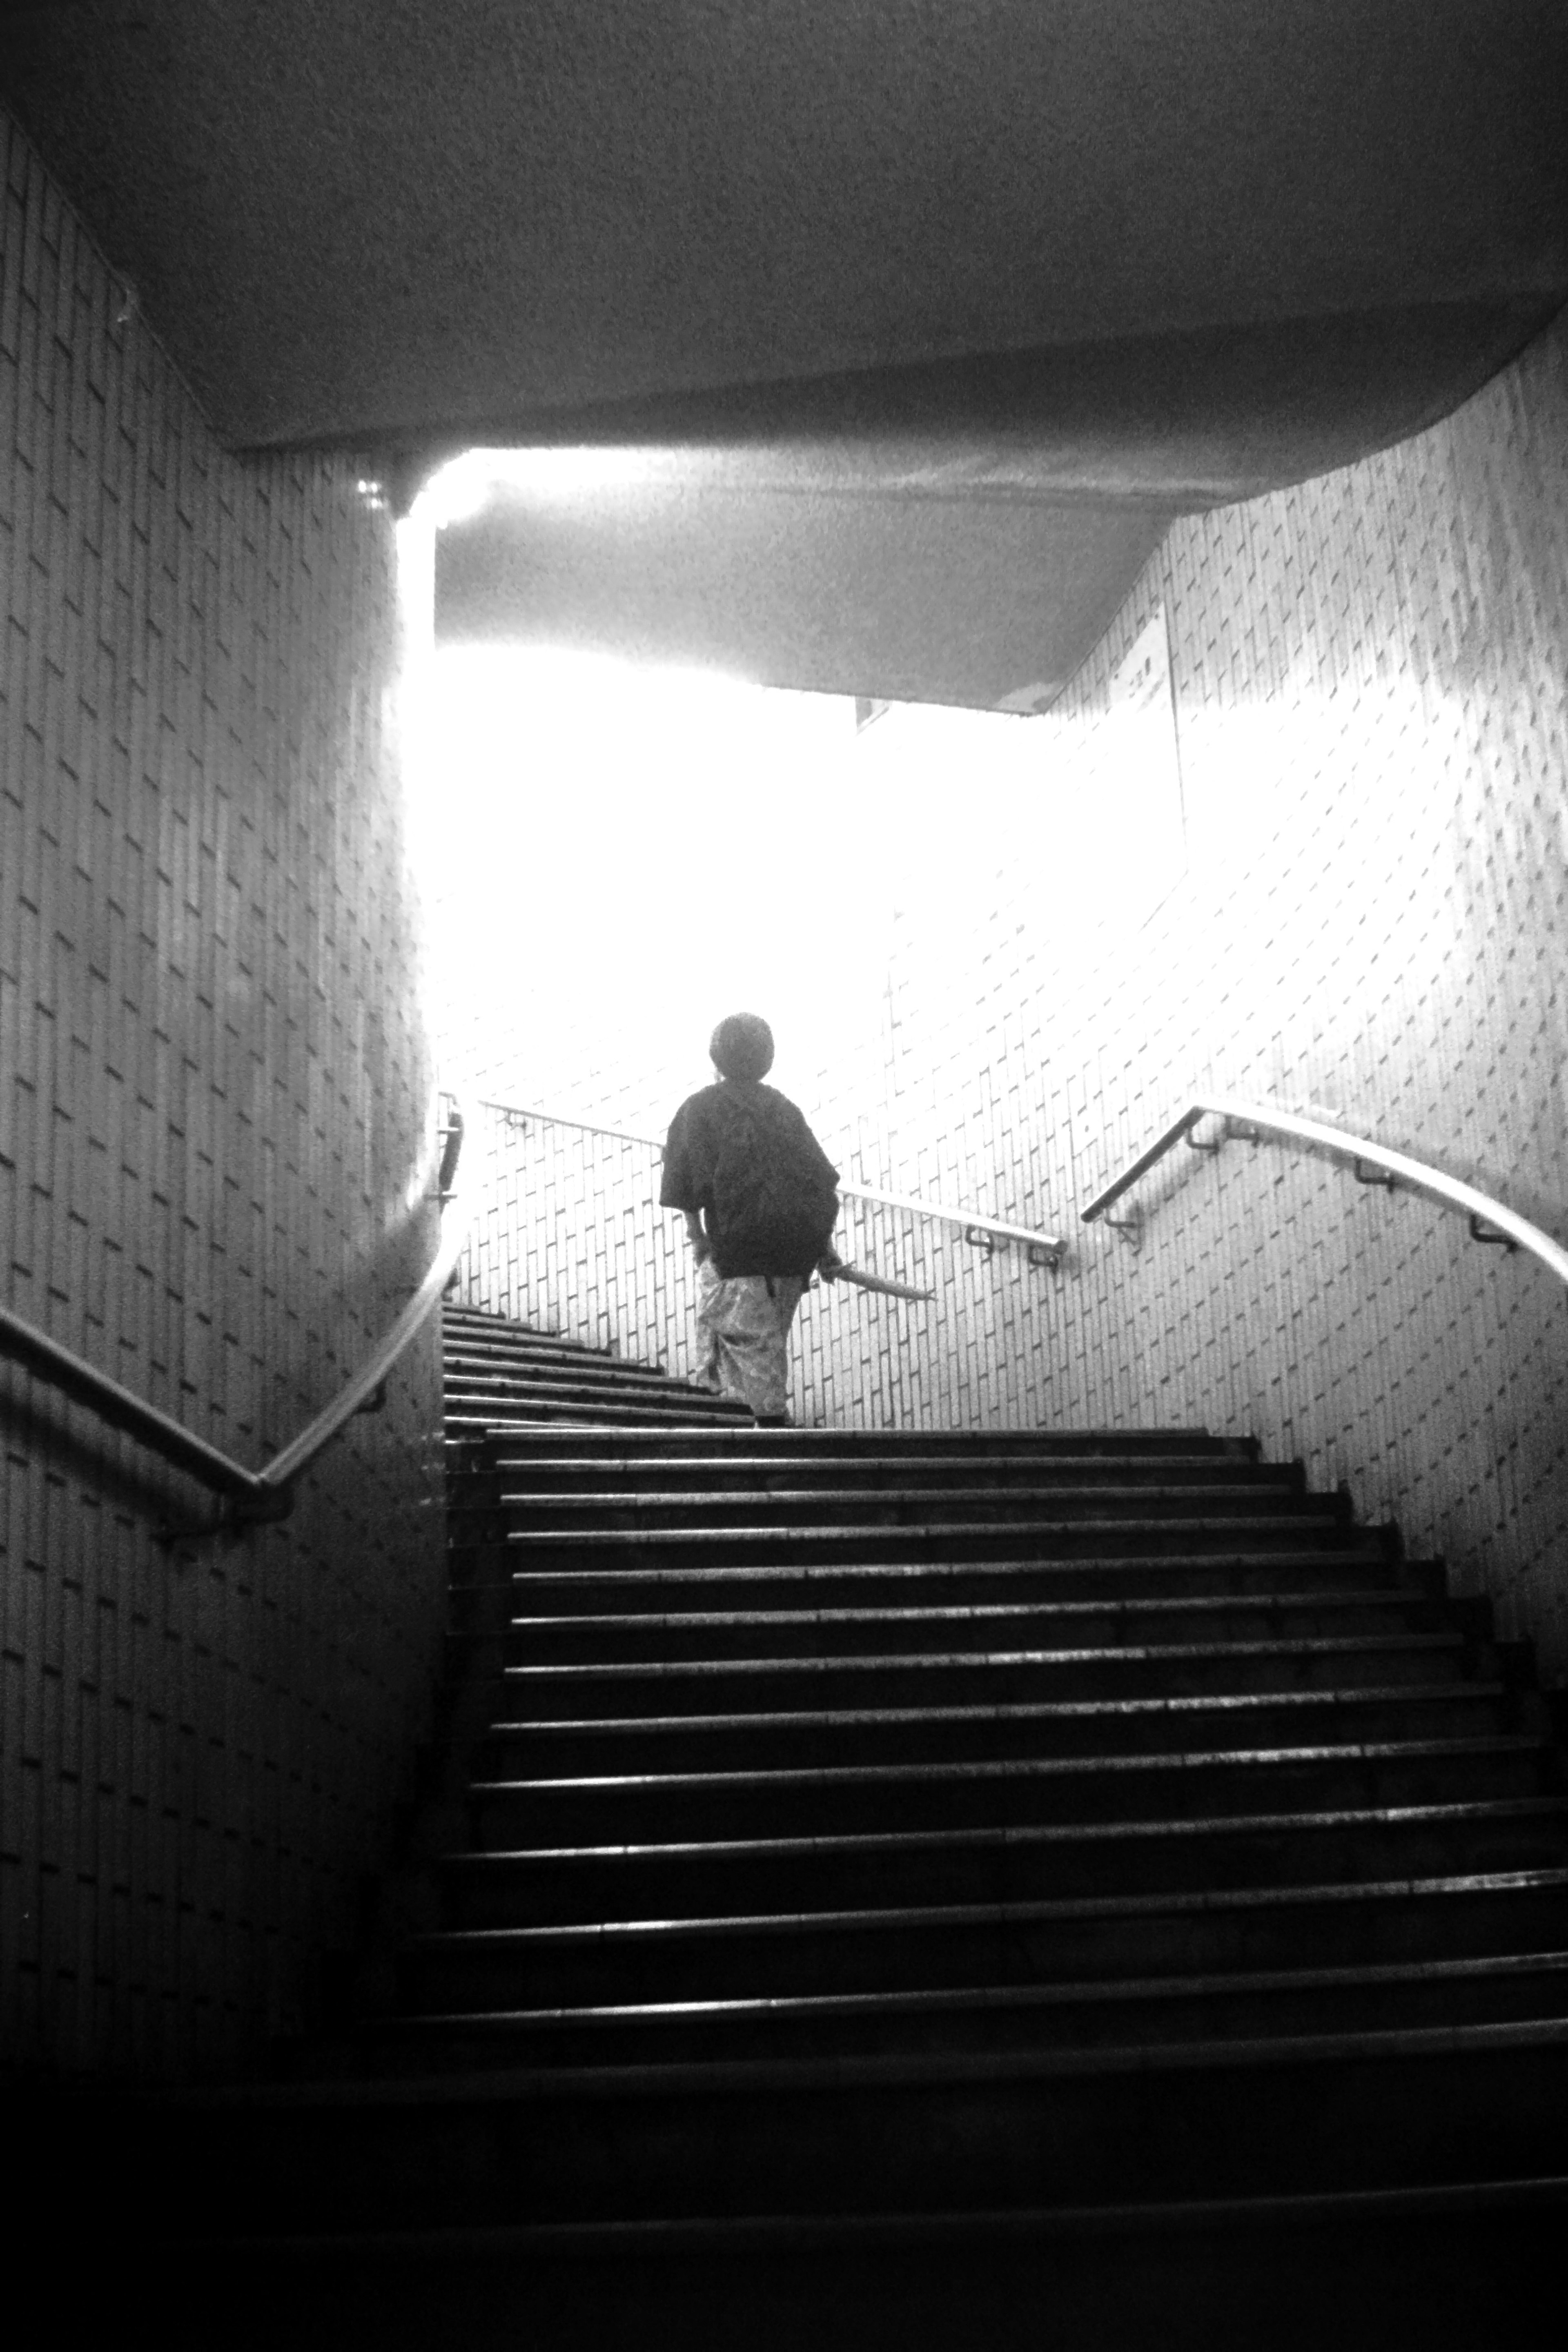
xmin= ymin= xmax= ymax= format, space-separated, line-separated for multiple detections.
xmin=481 ymin=1095 xmax=1066 ymax=1261
xmin=0 ymin=1096 xmax=471 ymax=1517
xmin=1081 ymin=1093 xmax=1568 ymax=1289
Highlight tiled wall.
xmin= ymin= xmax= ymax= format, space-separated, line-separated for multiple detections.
xmin=0 ymin=113 xmax=445 ymax=2080
xmin=458 ymin=302 xmax=1568 ymax=1680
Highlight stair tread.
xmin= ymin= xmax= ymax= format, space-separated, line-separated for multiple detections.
xmin=484 ymin=1427 xmax=1227 ymax=1445
xmin=476 ymin=1733 xmax=1549 ymax=1793
xmin=504 ymin=1634 xmax=1471 ymax=1678
xmin=448 ymin=1790 xmax=1568 ymax=1865
xmin=154 ymin=2170 xmax=1568 ymax=2252
xmin=388 ymin=1945 xmax=1568 ymax=2031
xmin=494 ymin=1452 xmax=1265 ymax=1472
xmin=172 ymin=2009 xmax=1568 ymax=2107
xmin=448 ymin=1407 xmax=752 ymax=1429
xmin=504 ymin=1519 xmax=1367 ymax=1550
xmin=502 ymin=1486 xmax=1312 ymax=1508
xmin=506 ymin=1598 xmax=1441 ymax=1631
xmin=490 ymin=1684 xmax=1509 ymax=1735
xmin=417 ymin=1863 xmax=1568 ymax=1947
xmin=503 ymin=1555 xmax=1410 ymax=1586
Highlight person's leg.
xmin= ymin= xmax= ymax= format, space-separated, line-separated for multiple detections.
xmin=744 ymin=1275 xmax=807 ymax=1422
xmin=693 ymin=1256 xmax=726 ymax=1391
xmin=699 ymin=1272 xmax=806 ymax=1417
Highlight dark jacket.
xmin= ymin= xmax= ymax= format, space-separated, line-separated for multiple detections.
xmin=660 ymin=1080 xmax=839 ymax=1277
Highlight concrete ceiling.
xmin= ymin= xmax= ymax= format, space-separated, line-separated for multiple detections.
xmin=4 ymin=0 xmax=1563 ymax=453
xmin=435 ymin=477 xmax=1170 ymax=707
xmin=5 ymin=1 xmax=1565 ymax=702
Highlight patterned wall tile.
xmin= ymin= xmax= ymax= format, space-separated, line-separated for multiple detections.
xmin=0 ymin=109 xmax=443 ymax=2081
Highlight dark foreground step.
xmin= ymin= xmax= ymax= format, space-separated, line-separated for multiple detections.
xmin=123 ymin=2178 xmax=1568 ymax=2352
xmin=413 ymin=1866 xmax=1568 ymax=2009
xmin=121 ymin=2019 xmax=1568 ymax=2230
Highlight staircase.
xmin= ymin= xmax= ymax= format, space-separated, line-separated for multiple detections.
xmin=130 ymin=1304 xmax=1568 ymax=2348
xmin=442 ymin=1303 xmax=755 ymax=1433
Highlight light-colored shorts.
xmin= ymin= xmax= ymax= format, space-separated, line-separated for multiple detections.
xmin=694 ymin=1260 xmax=807 ymax=1419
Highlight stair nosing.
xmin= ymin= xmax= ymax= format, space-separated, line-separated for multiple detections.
xmin=469 ymin=1732 xmax=1550 ymax=1800
xmin=152 ymin=2171 xmax=1568 ymax=2256
xmin=485 ymin=1683 xmax=1509 ymax=1736
xmin=503 ymin=1517 xmax=1363 ymax=1548
xmin=504 ymin=1597 xmax=1435 ymax=1631
xmin=501 ymin=1633 xmax=1470 ymax=1678
xmin=447 ymin=1791 xmax=1568 ymax=1867
xmin=426 ymin=1864 xmax=1568 ymax=1944
xmin=165 ymin=2013 xmax=1568 ymax=2107
xmin=384 ymin=1945 xmax=1568 ymax=2036
xmin=501 ymin=1556 xmax=1411 ymax=1588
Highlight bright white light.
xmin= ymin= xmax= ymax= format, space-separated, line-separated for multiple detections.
xmin=411 ymin=444 xmax=672 ymax=533
xmin=406 ymin=644 xmax=889 ymax=1103
xmin=412 ymin=452 xmax=499 ymax=532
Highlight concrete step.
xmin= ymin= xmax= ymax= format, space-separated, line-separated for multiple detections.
xmin=493 ymin=1484 xmax=1335 ymax=1532
xmin=497 ymin=1590 xmax=1478 ymax=1662
xmin=408 ymin=1867 xmax=1568 ymax=2011
xmin=446 ymin=1351 xmax=691 ymax=1390
xmin=474 ymin=1684 xmax=1529 ymax=1776
xmin=128 ymin=2021 xmax=1568 ymax=2229
xmin=477 ymin=1425 xmax=1245 ymax=1460
xmin=379 ymin=1947 xmax=1568 ymax=2068
xmin=449 ymin=1376 xmax=739 ymax=1410
xmin=500 ymin=1517 xmax=1379 ymax=1569
xmin=489 ymin=1550 xmax=1421 ymax=1612
xmin=489 ymin=1635 xmax=1497 ymax=1719
xmin=118 ymin=2178 xmax=1568 ymax=2352
xmin=447 ymin=1396 xmax=753 ymax=1432
xmin=488 ymin=1453 xmax=1299 ymax=1495
xmin=436 ymin=1795 xmax=1568 ymax=1926
xmin=465 ymin=1736 xmax=1556 ymax=1846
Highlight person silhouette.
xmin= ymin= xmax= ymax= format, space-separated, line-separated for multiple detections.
xmin=659 ymin=1012 xmax=842 ymax=1424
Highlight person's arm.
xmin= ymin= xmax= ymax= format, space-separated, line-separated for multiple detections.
xmin=661 ymin=1099 xmax=714 ymax=1262
xmin=788 ymin=1105 xmax=841 ymax=1278
xmin=684 ymin=1210 xmax=712 ymax=1264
